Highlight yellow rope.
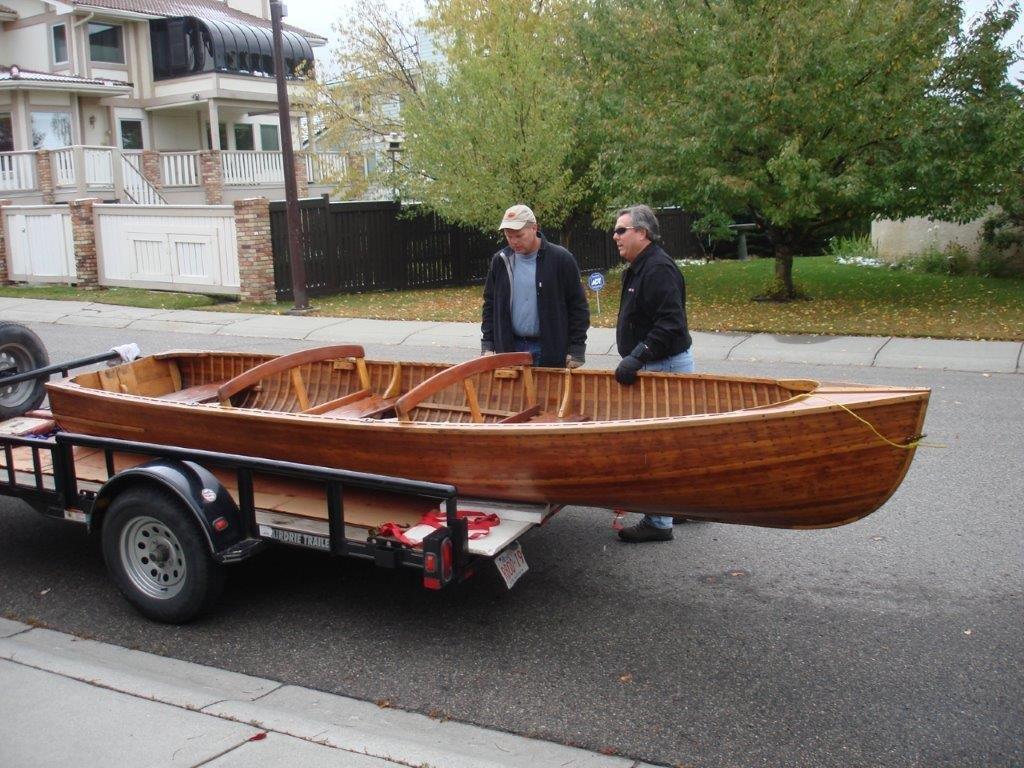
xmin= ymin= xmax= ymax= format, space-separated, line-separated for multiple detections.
xmin=809 ymin=394 xmax=946 ymax=450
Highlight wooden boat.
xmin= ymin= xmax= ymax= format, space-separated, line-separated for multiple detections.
xmin=44 ymin=345 xmax=930 ymax=529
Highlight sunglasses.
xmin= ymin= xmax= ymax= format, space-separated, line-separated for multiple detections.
xmin=612 ymin=226 xmax=636 ymax=236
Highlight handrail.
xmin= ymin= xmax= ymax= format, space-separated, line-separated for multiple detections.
xmin=395 ymin=352 xmax=534 ymax=421
xmin=217 ymin=344 xmax=366 ymax=403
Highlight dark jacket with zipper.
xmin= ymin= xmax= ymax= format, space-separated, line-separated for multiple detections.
xmin=616 ymin=242 xmax=692 ymax=360
xmin=481 ymin=237 xmax=590 ymax=367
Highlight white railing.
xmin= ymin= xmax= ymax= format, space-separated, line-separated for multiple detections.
xmin=221 ymin=150 xmax=284 ymax=185
xmin=306 ymin=151 xmax=348 ymax=184
xmin=52 ymin=147 xmax=76 ymax=187
xmin=84 ymin=147 xmax=113 ymax=187
xmin=161 ymin=151 xmax=200 ymax=187
xmin=0 ymin=151 xmax=37 ymax=192
xmin=51 ymin=146 xmax=115 ymax=189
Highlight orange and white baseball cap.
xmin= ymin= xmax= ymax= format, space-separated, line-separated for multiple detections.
xmin=497 ymin=204 xmax=537 ymax=231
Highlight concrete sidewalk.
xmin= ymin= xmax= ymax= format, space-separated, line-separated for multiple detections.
xmin=1 ymin=296 xmax=1021 ymax=373
xmin=0 ymin=618 xmax=651 ymax=768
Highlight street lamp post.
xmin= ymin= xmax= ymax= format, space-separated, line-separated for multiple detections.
xmin=270 ymin=0 xmax=308 ymax=312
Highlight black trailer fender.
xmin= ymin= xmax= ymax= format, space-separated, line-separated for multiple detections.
xmin=91 ymin=459 xmax=247 ymax=557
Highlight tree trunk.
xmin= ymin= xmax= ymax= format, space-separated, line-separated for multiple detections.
xmin=774 ymin=244 xmax=795 ymax=299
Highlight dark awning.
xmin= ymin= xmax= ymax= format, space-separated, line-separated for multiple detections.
xmin=194 ymin=17 xmax=313 ymax=76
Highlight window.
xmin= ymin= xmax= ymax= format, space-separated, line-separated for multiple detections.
xmin=234 ymin=124 xmax=254 ymax=151
xmin=52 ymin=24 xmax=69 ymax=64
xmin=259 ymin=125 xmax=279 ymax=151
xmin=0 ymin=113 xmax=13 ymax=152
xmin=31 ymin=111 xmax=73 ymax=149
xmin=89 ymin=22 xmax=125 ymax=64
xmin=120 ymin=120 xmax=144 ymax=150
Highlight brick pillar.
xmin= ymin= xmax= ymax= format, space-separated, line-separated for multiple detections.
xmin=141 ymin=150 xmax=163 ymax=189
xmin=199 ymin=150 xmax=223 ymax=204
xmin=233 ymin=197 xmax=277 ymax=304
xmin=69 ymin=197 xmax=101 ymax=288
xmin=0 ymin=199 xmax=12 ymax=284
xmin=35 ymin=149 xmax=55 ymax=204
xmin=294 ymin=152 xmax=309 ymax=198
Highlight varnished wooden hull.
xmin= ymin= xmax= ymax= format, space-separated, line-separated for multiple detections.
xmin=45 ymin=352 xmax=929 ymax=529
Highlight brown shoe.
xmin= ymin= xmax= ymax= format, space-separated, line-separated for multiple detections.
xmin=618 ymin=518 xmax=674 ymax=543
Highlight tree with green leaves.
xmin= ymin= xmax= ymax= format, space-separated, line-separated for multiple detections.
xmin=580 ymin=0 xmax=1024 ymax=298
xmin=400 ymin=0 xmax=585 ymax=231
xmin=295 ymin=0 xmax=426 ymax=199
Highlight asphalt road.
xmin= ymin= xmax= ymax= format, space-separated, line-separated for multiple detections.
xmin=1 ymin=324 xmax=1021 ymax=768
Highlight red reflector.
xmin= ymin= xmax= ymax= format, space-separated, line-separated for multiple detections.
xmin=212 ymin=517 xmax=229 ymax=532
xmin=423 ymin=576 xmax=441 ymax=590
xmin=424 ymin=553 xmax=437 ymax=573
xmin=441 ymin=538 xmax=452 ymax=582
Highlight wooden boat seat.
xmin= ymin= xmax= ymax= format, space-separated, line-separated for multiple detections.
xmin=319 ymin=395 xmax=398 ymax=420
xmin=499 ymin=404 xmax=590 ymax=425
xmin=155 ymin=381 xmax=227 ymax=405
xmin=302 ymin=389 xmax=398 ymax=420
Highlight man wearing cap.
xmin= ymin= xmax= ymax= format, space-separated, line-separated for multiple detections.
xmin=612 ymin=203 xmax=694 ymax=543
xmin=482 ymin=204 xmax=589 ymax=368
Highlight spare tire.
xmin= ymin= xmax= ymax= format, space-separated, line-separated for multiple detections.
xmin=0 ymin=322 xmax=50 ymax=419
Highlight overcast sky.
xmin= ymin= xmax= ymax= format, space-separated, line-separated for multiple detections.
xmin=284 ymin=0 xmax=1022 ymax=81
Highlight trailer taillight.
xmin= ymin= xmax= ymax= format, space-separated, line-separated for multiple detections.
xmin=441 ymin=538 xmax=453 ymax=582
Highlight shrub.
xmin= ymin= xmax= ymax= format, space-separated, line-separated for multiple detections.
xmin=913 ymin=243 xmax=972 ymax=276
xmin=976 ymin=241 xmax=1024 ymax=279
xmin=827 ymin=235 xmax=878 ymax=262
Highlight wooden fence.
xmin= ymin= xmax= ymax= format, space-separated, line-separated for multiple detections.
xmin=269 ymin=197 xmax=704 ymax=300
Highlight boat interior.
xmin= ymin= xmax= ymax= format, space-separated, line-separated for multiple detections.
xmin=61 ymin=345 xmax=817 ymax=424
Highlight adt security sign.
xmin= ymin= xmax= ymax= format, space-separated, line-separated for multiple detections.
xmin=588 ymin=272 xmax=605 ymax=314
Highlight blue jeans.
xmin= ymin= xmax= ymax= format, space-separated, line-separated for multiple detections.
xmin=513 ymin=337 xmax=542 ymax=366
xmin=642 ymin=348 xmax=694 ymax=529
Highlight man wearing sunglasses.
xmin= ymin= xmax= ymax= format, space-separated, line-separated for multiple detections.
xmin=613 ymin=204 xmax=694 ymax=543
xmin=481 ymin=204 xmax=590 ymax=368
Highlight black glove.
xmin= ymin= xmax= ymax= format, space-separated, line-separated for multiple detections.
xmin=615 ymin=343 xmax=652 ymax=385
xmin=615 ymin=355 xmax=644 ymax=385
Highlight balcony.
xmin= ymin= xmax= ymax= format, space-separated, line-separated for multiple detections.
xmin=0 ymin=147 xmax=352 ymax=206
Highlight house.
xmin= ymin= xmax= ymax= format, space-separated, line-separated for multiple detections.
xmin=0 ymin=0 xmax=346 ymax=203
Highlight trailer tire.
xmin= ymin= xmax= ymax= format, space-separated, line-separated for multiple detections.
xmin=0 ymin=322 xmax=50 ymax=419
xmin=102 ymin=487 xmax=225 ymax=623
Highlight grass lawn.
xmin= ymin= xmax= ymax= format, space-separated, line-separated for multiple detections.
xmin=3 ymin=257 xmax=1022 ymax=340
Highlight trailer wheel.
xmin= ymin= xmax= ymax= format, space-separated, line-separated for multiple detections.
xmin=102 ymin=487 xmax=225 ymax=623
xmin=0 ymin=322 xmax=50 ymax=419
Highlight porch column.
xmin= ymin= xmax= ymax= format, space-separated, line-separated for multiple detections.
xmin=69 ymin=197 xmax=101 ymax=288
xmin=0 ymin=199 xmax=12 ymax=284
xmin=35 ymin=150 xmax=55 ymax=204
xmin=294 ymin=152 xmax=309 ymax=198
xmin=199 ymin=151 xmax=223 ymax=205
xmin=208 ymin=100 xmax=221 ymax=150
xmin=234 ymin=197 xmax=277 ymax=303
xmin=110 ymin=147 xmax=125 ymax=201
xmin=141 ymin=150 xmax=163 ymax=188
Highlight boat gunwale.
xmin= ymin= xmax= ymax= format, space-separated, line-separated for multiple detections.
xmin=46 ymin=377 xmax=931 ymax=435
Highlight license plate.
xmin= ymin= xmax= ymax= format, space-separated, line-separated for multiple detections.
xmin=494 ymin=541 xmax=528 ymax=589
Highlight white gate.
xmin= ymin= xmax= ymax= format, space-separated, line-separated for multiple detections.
xmin=3 ymin=206 xmax=76 ymax=283
xmin=94 ymin=205 xmax=239 ymax=294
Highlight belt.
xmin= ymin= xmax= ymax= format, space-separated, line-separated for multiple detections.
xmin=514 ymin=335 xmax=540 ymax=341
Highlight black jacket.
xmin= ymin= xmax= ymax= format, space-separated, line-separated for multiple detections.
xmin=481 ymin=237 xmax=590 ymax=367
xmin=616 ymin=242 xmax=692 ymax=360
